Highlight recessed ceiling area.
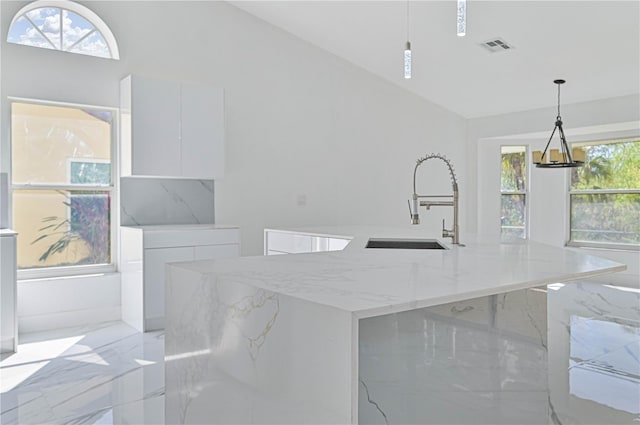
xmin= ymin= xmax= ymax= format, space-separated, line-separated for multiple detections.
xmin=230 ymin=1 xmax=640 ymax=119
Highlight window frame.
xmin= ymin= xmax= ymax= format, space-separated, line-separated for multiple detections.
xmin=7 ymin=0 xmax=120 ymax=60
xmin=500 ymin=145 xmax=529 ymax=239
xmin=9 ymin=97 xmax=119 ymax=280
xmin=567 ymin=137 xmax=640 ymax=251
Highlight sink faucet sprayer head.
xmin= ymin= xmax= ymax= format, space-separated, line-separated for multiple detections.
xmin=410 ymin=195 xmax=420 ymax=224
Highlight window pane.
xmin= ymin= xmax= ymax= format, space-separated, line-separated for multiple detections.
xmin=69 ymin=161 xmax=111 ymax=185
xmin=571 ymin=140 xmax=640 ymax=190
xmin=13 ymin=189 xmax=111 ymax=269
xmin=501 ymin=146 xmax=526 ymax=191
xmin=62 ymin=10 xmax=94 ymax=51
xmin=27 ymin=7 xmax=61 ymax=49
xmin=571 ymin=193 xmax=640 ymax=245
xmin=501 ymin=194 xmax=526 ymax=239
xmin=7 ymin=15 xmax=52 ymax=49
xmin=11 ymin=103 xmax=112 ymax=185
xmin=69 ymin=30 xmax=110 ymax=58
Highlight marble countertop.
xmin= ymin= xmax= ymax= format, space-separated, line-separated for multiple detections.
xmin=171 ymin=225 xmax=626 ymax=319
xmin=121 ymin=223 xmax=238 ymax=231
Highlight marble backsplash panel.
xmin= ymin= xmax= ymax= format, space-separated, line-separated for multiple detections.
xmin=120 ymin=177 xmax=215 ymax=226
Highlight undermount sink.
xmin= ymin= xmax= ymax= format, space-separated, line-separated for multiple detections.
xmin=365 ymin=238 xmax=448 ymax=250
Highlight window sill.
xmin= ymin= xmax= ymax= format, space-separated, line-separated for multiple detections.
xmin=17 ymin=264 xmax=117 ymax=281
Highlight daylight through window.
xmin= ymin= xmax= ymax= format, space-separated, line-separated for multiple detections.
xmin=11 ymin=101 xmax=115 ymax=276
xmin=569 ymin=138 xmax=640 ymax=249
xmin=500 ymin=146 xmax=527 ymax=239
xmin=7 ymin=0 xmax=119 ymax=59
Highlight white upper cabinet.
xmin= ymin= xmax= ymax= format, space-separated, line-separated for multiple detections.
xmin=120 ymin=75 xmax=225 ymax=179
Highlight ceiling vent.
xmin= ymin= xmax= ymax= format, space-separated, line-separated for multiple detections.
xmin=480 ymin=38 xmax=514 ymax=53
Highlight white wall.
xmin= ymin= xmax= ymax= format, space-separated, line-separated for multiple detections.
xmin=1 ymin=1 xmax=467 ymax=330
xmin=17 ymin=273 xmax=120 ymax=333
xmin=469 ymin=95 xmax=640 ymax=288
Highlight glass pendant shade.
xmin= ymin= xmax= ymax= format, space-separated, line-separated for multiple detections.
xmin=404 ymin=41 xmax=412 ymax=79
xmin=457 ymin=0 xmax=466 ymax=36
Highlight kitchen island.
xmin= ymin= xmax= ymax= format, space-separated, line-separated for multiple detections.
xmin=164 ymin=227 xmax=627 ymax=424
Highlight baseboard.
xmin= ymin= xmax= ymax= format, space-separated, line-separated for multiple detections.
xmin=144 ymin=316 xmax=164 ymax=332
xmin=18 ymin=306 xmax=122 ymax=334
xmin=0 ymin=337 xmax=17 ymax=353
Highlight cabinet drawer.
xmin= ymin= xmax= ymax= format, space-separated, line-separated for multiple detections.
xmin=144 ymin=228 xmax=240 ymax=248
xmin=266 ymin=231 xmax=312 ymax=253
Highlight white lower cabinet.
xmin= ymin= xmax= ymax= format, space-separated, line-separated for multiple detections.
xmin=1 ymin=230 xmax=18 ymax=353
xmin=143 ymin=246 xmax=193 ymax=329
xmin=264 ymin=230 xmax=350 ymax=255
xmin=121 ymin=226 xmax=240 ymax=332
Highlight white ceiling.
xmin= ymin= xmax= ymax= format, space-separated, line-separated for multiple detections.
xmin=230 ymin=1 xmax=640 ymax=119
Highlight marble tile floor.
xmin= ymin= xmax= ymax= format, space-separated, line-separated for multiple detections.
xmin=1 ymin=322 xmax=164 ymax=425
xmin=1 ymin=281 xmax=639 ymax=425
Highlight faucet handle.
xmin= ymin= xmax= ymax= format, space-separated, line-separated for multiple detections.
xmin=442 ymin=219 xmax=454 ymax=239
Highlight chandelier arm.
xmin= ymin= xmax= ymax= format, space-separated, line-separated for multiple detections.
xmin=557 ymin=122 xmax=574 ymax=163
xmin=541 ymin=124 xmax=558 ymax=161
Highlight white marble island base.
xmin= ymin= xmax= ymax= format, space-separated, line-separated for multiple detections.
xmin=359 ymin=287 xmax=548 ymax=424
xmin=164 ymin=236 xmax=627 ymax=424
xmin=165 ymin=272 xmax=547 ymax=424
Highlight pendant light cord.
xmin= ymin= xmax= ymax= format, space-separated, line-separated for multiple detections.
xmin=557 ymin=83 xmax=561 ymax=118
xmin=406 ymin=0 xmax=410 ymax=41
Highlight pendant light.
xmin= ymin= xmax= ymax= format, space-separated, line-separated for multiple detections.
xmin=404 ymin=1 xmax=411 ymax=79
xmin=533 ymin=79 xmax=585 ymax=168
xmin=457 ymin=0 xmax=466 ymax=36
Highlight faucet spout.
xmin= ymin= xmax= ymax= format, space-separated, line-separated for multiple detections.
xmin=409 ymin=153 xmax=462 ymax=245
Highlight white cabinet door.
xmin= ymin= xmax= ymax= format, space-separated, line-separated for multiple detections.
xmin=265 ymin=231 xmax=350 ymax=255
xmin=121 ymin=75 xmax=225 ymax=178
xmin=144 ymin=246 xmax=194 ymax=330
xmin=266 ymin=231 xmax=313 ymax=254
xmin=328 ymin=238 xmax=350 ymax=251
xmin=128 ymin=76 xmax=181 ymax=177
xmin=194 ymin=244 xmax=240 ymax=261
xmin=181 ymin=84 xmax=225 ymax=179
xmin=312 ymin=237 xmax=329 ymax=252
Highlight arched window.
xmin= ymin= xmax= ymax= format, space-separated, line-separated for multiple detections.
xmin=7 ymin=0 xmax=119 ymax=60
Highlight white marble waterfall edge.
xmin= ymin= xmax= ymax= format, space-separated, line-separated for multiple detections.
xmin=165 ymin=265 xmax=356 ymax=424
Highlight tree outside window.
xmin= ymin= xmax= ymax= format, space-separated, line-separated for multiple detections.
xmin=501 ymin=146 xmax=527 ymax=239
xmin=570 ymin=139 xmax=640 ymax=248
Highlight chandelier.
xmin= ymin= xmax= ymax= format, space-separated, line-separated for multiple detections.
xmin=533 ymin=79 xmax=585 ymax=168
